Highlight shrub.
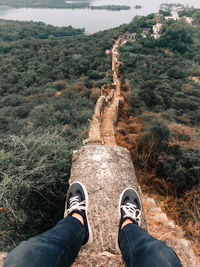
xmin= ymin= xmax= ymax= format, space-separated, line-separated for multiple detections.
xmin=162 ymin=147 xmax=200 ymax=193
xmin=90 ymin=87 xmax=101 ymax=101
xmin=0 ymin=133 xmax=72 ymax=250
xmin=136 ymin=119 xmax=170 ymax=170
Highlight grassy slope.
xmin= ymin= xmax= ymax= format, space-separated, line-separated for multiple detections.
xmin=116 ymin=14 xmax=200 ymax=259
xmin=0 ymin=20 xmax=118 ymax=250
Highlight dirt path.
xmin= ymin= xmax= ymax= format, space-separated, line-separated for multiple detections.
xmin=86 ymin=37 xmax=122 ymax=146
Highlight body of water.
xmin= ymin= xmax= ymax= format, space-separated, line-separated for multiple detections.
xmin=0 ymin=0 xmax=200 ymax=33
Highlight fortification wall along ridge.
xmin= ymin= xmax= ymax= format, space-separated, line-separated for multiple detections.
xmin=67 ymin=36 xmax=146 ymax=266
xmin=86 ymin=37 xmax=122 ymax=146
xmin=67 ymin=35 xmax=197 ymax=266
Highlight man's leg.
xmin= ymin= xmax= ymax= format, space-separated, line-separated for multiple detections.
xmin=3 ymin=216 xmax=85 ymax=267
xmin=3 ymin=182 xmax=92 ymax=267
xmin=118 ymin=188 xmax=182 ymax=267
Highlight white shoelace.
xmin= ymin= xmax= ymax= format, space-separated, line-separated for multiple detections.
xmin=67 ymin=196 xmax=86 ymax=215
xmin=121 ymin=202 xmax=141 ymax=222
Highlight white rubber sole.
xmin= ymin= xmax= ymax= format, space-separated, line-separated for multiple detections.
xmin=118 ymin=187 xmax=142 ymax=223
xmin=116 ymin=188 xmax=142 ymax=252
xmin=70 ymin=181 xmax=93 ymax=246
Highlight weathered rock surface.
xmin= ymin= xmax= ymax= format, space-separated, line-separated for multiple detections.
xmin=1 ymin=174 xmax=197 ymax=267
xmin=65 ymin=144 xmax=146 ymax=266
xmin=63 ymin=143 xmax=197 ymax=267
xmin=0 ymin=253 xmax=7 ymax=267
xmin=142 ymin=195 xmax=198 ymax=267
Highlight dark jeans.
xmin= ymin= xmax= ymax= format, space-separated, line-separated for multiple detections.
xmin=3 ymin=217 xmax=182 ymax=267
xmin=119 ymin=223 xmax=182 ymax=267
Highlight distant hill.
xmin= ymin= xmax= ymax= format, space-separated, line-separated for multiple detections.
xmin=0 ymin=0 xmax=130 ymax=10
xmin=0 ymin=0 xmax=90 ymax=8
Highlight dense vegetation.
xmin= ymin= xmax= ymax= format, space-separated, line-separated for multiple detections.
xmin=0 ymin=10 xmax=199 ymax=256
xmin=90 ymin=5 xmax=130 ymax=11
xmin=134 ymin=5 xmax=142 ymax=9
xmin=116 ymin=13 xmax=200 ymax=256
xmin=0 ymin=19 xmax=118 ymax=250
xmin=118 ymin=15 xmax=200 ymax=193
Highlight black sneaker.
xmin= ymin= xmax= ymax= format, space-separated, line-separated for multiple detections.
xmin=66 ymin=181 xmax=92 ymax=246
xmin=119 ymin=187 xmax=142 ymax=230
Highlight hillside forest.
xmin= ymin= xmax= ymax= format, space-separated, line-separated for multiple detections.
xmin=0 ymin=9 xmax=200 ymax=259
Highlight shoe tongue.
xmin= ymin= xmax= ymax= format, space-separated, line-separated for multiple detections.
xmin=124 ymin=196 xmax=130 ymax=205
xmin=76 ymin=191 xmax=82 ymax=202
xmin=135 ymin=199 xmax=140 ymax=209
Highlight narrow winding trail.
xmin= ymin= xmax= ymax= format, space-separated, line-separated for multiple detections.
xmin=68 ymin=36 xmax=146 ymax=266
xmin=100 ymin=39 xmax=121 ymax=145
xmin=86 ymin=37 xmax=122 ymax=146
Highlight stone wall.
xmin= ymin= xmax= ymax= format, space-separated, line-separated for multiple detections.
xmin=66 ymin=144 xmax=146 ymax=266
